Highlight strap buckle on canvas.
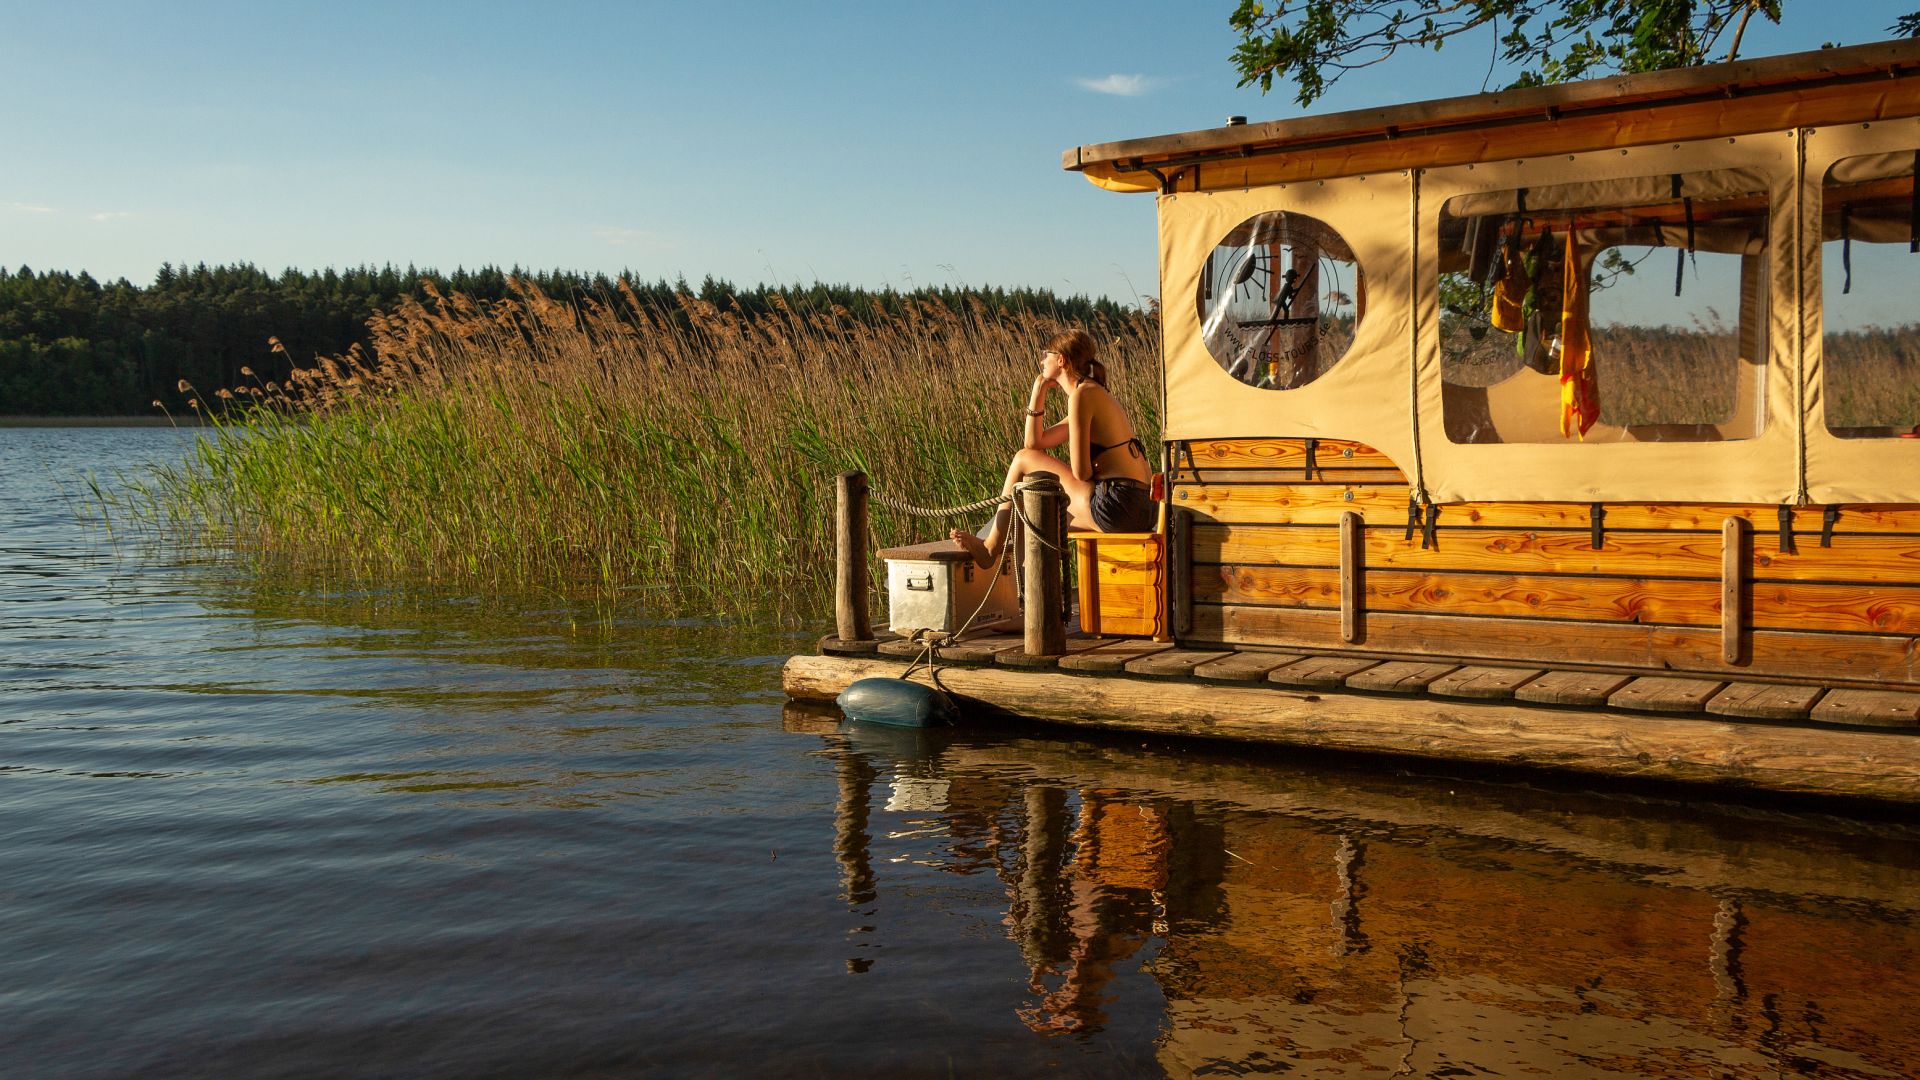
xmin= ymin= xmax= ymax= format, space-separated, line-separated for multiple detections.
xmin=1778 ymin=505 xmax=1798 ymax=555
xmin=1421 ymin=502 xmax=1440 ymax=550
xmin=1821 ymin=504 xmax=1840 ymax=548
xmin=1590 ymin=502 xmax=1606 ymax=551
xmin=1405 ymin=494 xmax=1421 ymax=543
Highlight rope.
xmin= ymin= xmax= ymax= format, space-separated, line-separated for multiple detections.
xmin=870 ymin=489 xmax=1011 ymax=518
xmin=886 ymin=475 xmax=1067 ymax=687
xmin=869 ymin=480 xmax=1065 ymax=553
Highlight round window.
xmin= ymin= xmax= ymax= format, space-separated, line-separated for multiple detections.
xmin=1198 ymin=211 xmax=1364 ymax=389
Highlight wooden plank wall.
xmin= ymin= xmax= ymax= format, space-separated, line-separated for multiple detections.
xmin=1171 ymin=437 xmax=1920 ymax=689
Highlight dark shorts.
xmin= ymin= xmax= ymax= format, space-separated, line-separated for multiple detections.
xmin=1089 ymin=477 xmax=1155 ymax=533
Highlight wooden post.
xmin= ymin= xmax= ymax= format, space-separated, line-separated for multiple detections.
xmin=1169 ymin=506 xmax=1193 ymax=640
xmin=1340 ymin=510 xmax=1364 ymax=644
xmin=1722 ymin=515 xmax=1749 ymax=664
xmin=1022 ymin=474 xmax=1067 ymax=656
xmin=834 ymin=471 xmax=872 ymax=644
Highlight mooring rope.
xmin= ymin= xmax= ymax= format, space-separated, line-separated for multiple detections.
xmin=869 ymin=480 xmax=1064 ymax=553
xmin=869 ymin=489 xmax=1012 ymax=518
xmin=880 ymin=476 xmax=1067 ymax=686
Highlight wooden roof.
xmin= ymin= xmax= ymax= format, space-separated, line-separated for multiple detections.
xmin=1064 ymin=38 xmax=1920 ymax=190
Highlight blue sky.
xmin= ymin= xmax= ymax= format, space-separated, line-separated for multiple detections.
xmin=1 ymin=2 xmax=1911 ymax=304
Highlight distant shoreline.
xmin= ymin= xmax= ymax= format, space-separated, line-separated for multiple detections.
xmin=0 ymin=416 xmax=206 ymax=428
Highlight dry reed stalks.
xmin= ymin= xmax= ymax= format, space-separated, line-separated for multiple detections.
xmin=117 ymin=280 xmax=1161 ymax=622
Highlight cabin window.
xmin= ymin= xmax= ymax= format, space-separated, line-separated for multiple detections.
xmin=1822 ymin=153 xmax=1920 ymax=438
xmin=1437 ymin=170 xmax=1770 ymax=444
xmin=1197 ymin=211 xmax=1364 ymax=389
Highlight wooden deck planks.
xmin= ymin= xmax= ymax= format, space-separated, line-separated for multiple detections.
xmin=1192 ymin=652 xmax=1302 ymax=683
xmin=1810 ymin=689 xmax=1920 ymax=729
xmin=1514 ymin=670 xmax=1636 ymax=706
xmin=1269 ymin=655 xmax=1380 ymax=690
xmin=877 ymin=633 xmax=1024 ymax=663
xmin=997 ymin=635 xmax=1120 ymax=670
xmin=1346 ymin=661 xmax=1460 ymax=694
xmin=1427 ymin=666 xmax=1544 ymax=701
xmin=1057 ymin=639 xmax=1174 ymax=673
xmin=1609 ymin=676 xmax=1728 ymax=714
xmin=1126 ymin=648 xmax=1234 ymax=679
xmin=1189 ymin=605 xmax=1920 ymax=686
xmin=1706 ymin=682 xmax=1825 ymax=721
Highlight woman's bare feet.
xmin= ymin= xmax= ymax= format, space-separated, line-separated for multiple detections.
xmin=950 ymin=528 xmax=992 ymax=568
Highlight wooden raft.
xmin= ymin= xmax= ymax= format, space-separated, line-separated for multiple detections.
xmin=790 ymin=633 xmax=1920 ymax=804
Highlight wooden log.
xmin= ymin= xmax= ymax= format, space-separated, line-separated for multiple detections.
xmin=1723 ymin=516 xmax=1749 ymax=664
xmin=834 ymin=471 xmax=872 ymax=645
xmin=782 ymin=654 xmax=1920 ymax=804
xmin=1515 ymin=670 xmax=1636 ymax=706
xmin=1428 ymin=666 xmax=1543 ymax=701
xmin=1126 ymin=649 xmax=1234 ymax=679
xmin=1339 ymin=510 xmax=1364 ymax=644
xmin=1057 ymin=639 xmax=1175 ymax=673
xmin=1022 ymin=474 xmax=1067 ymax=657
xmin=1610 ymin=676 xmax=1727 ymax=714
xmin=1192 ymin=651 xmax=1303 ymax=683
xmin=1707 ymin=682 xmax=1825 ymax=721
xmin=1269 ymin=655 xmax=1380 ymax=690
xmin=1346 ymin=661 xmax=1459 ymax=694
xmin=1187 ymin=605 xmax=1920 ymax=688
xmin=1811 ymin=690 xmax=1920 ymax=729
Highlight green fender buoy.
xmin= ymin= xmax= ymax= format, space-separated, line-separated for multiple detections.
xmin=837 ymin=677 xmax=958 ymax=728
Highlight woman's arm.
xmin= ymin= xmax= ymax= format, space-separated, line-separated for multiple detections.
xmin=1065 ymin=384 xmax=1092 ymax=481
xmin=1022 ymin=375 xmax=1070 ymax=451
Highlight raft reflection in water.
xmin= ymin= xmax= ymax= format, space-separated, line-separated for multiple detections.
xmin=791 ymin=706 xmax=1920 ymax=1077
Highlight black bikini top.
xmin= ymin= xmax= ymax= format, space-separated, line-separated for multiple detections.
xmin=1089 ymin=434 xmax=1145 ymax=460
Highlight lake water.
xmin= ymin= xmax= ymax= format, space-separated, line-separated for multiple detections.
xmin=5 ymin=426 xmax=1919 ymax=1078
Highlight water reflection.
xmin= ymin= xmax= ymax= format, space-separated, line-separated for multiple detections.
xmin=796 ymin=705 xmax=1920 ymax=1077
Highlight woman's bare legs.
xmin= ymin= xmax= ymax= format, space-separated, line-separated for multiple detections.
xmin=951 ymin=448 xmax=1093 ymax=567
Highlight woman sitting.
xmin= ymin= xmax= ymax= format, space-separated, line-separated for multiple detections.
xmin=951 ymin=329 xmax=1154 ymax=567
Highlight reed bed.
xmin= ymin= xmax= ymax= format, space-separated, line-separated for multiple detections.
xmin=110 ymin=280 xmax=1160 ymax=622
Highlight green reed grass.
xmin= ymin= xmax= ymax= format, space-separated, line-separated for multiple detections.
xmin=107 ymin=280 xmax=1160 ymax=622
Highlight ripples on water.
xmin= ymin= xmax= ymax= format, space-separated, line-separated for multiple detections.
xmin=4 ymin=426 xmax=1918 ymax=1078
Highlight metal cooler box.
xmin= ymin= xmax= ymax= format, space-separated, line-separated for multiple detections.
xmin=877 ymin=541 xmax=1020 ymax=634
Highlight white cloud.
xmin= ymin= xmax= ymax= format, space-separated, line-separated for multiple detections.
xmin=10 ymin=202 xmax=54 ymax=214
xmin=89 ymin=211 xmax=133 ymax=223
xmin=1076 ymin=74 xmax=1161 ymax=97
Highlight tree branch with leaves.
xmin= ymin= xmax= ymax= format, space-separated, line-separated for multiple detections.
xmin=1229 ymin=1 xmax=1917 ymax=106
